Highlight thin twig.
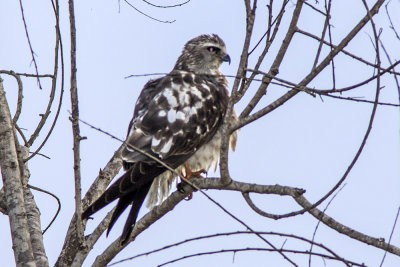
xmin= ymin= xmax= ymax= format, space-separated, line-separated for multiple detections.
xmin=26 ymin=0 xmax=64 ymax=161
xmin=125 ymin=72 xmax=166 ymax=79
xmin=248 ymin=0 xmax=288 ymax=56
xmin=311 ymin=0 xmax=331 ymax=70
xmin=242 ymin=192 xmax=280 ymax=219
xmin=140 ymin=0 xmax=190 ymax=8
xmin=385 ymin=1 xmax=400 ymax=40
xmin=239 ymin=0 xmax=387 ymax=222
xmin=18 ymin=0 xmax=42 ymax=89
xmin=239 ymin=0 xmax=305 ymax=118
xmin=325 ymin=0 xmax=336 ymax=90
xmin=294 ymin=193 xmax=400 ymax=256
xmin=109 ymin=231 xmax=347 ymax=266
xmin=236 ymin=0 xmax=388 ymax=130
xmin=124 ymin=67 xmax=400 ymax=100
xmin=323 ymin=93 xmax=399 ymax=107
xmin=246 ymin=60 xmax=400 ymax=95
xmin=157 ymin=248 xmax=361 ymax=267
xmin=296 ymin=28 xmax=400 ymax=76
xmin=0 ymin=70 xmax=24 ymax=123
xmin=308 ymin=2 xmax=383 ymax=257
xmin=304 ymin=1 xmax=327 ymax=16
xmin=308 ymin=184 xmax=346 ymax=267
xmin=378 ymin=36 xmax=400 ymax=106
xmin=380 ymin=206 xmax=400 ymax=267
xmin=239 ymin=0 xmax=288 ymax=99
xmin=15 ymin=125 xmax=28 ymax=145
xmin=27 ymin=184 xmax=61 ymax=234
xmin=194 ymin=178 xmax=400 ymax=256
xmin=28 ymin=151 xmax=50 ymax=159
xmin=124 ymin=0 xmax=175 ymax=23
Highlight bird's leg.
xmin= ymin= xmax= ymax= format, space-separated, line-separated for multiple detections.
xmin=177 ymin=162 xmax=207 ymax=199
xmin=183 ymin=162 xmax=207 ymax=179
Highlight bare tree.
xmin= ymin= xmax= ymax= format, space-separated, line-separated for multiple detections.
xmin=0 ymin=0 xmax=399 ymax=266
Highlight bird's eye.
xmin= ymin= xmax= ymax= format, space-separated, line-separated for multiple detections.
xmin=207 ymin=46 xmax=220 ymax=53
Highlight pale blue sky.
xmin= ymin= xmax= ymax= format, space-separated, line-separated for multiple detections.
xmin=1 ymin=0 xmax=400 ymax=266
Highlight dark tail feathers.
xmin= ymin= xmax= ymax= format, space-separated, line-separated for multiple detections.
xmin=82 ymin=162 xmax=166 ymax=244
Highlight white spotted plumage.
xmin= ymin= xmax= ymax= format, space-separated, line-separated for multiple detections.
xmin=83 ymin=34 xmax=235 ymax=244
xmin=145 ymin=112 xmax=238 ymax=208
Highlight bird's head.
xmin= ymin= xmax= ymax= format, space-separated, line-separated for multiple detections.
xmin=174 ymin=34 xmax=230 ymax=75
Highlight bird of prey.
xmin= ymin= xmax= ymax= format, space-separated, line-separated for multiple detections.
xmin=82 ymin=34 xmax=237 ymax=244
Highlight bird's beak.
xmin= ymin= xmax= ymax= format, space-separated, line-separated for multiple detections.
xmin=221 ymin=54 xmax=231 ymax=65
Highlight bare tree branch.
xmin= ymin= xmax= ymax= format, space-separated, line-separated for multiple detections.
xmin=295 ymin=193 xmax=400 ymax=256
xmin=26 ymin=0 xmax=65 ymax=161
xmin=324 ymin=0 xmax=337 ymax=90
xmin=110 ymin=231 xmax=348 ymax=266
xmin=125 ymin=70 xmax=400 ymax=106
xmin=18 ymin=0 xmax=42 ymax=90
xmin=91 ymin=184 xmax=193 ymax=267
xmin=55 ymin=147 xmax=123 ymax=267
xmin=90 ymin=177 xmax=304 ymax=266
xmin=0 ymin=78 xmax=36 ymax=266
xmin=123 ymin=0 xmax=176 ymax=23
xmin=219 ymin=0 xmax=259 ymax=184
xmin=378 ymin=34 xmax=400 ymax=105
xmin=68 ymin=0 xmax=85 ymax=253
xmin=239 ymin=22 xmax=384 ymax=222
xmin=71 ymin=208 xmax=115 ymax=266
xmin=27 ymin=184 xmax=61 ymax=235
xmin=14 ymin=73 xmax=53 ymax=78
xmin=296 ymin=28 xmax=400 ymax=76
xmin=304 ymin=0 xmax=327 ymax=16
xmin=14 ymin=145 xmax=49 ymax=266
xmin=202 ymin=178 xmax=400 ymax=256
xmin=239 ymin=0 xmax=305 ymax=118
xmin=311 ymin=0 xmax=332 ymax=70
xmin=72 ymin=119 xmax=296 ymax=266
xmin=0 ymin=71 xmax=24 ymax=124
xmin=308 ymin=184 xmax=346 ymax=267
xmin=380 ymin=206 xmax=400 ymax=266
xmin=4 ymin=0 xmax=400 ymax=266
xmin=239 ymin=0 xmax=288 ymax=97
xmin=236 ymin=0 xmax=387 ymax=129
xmin=247 ymin=59 xmax=400 ymax=94
xmin=157 ymin=247 xmax=363 ymax=267
xmin=140 ymin=0 xmax=190 ymax=8
xmin=23 ymin=185 xmax=49 ymax=267
xmin=322 ymin=93 xmax=399 ymax=106
xmin=385 ymin=0 xmax=400 ymax=40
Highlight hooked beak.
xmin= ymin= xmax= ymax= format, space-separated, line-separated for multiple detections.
xmin=221 ymin=53 xmax=231 ymax=65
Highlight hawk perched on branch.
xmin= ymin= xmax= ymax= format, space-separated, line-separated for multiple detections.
xmin=82 ymin=34 xmax=237 ymax=244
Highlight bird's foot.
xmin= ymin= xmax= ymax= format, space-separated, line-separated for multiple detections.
xmin=178 ymin=163 xmax=207 ymax=200
xmin=184 ymin=168 xmax=207 ymax=179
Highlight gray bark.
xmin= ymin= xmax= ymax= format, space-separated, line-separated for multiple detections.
xmin=0 ymin=188 xmax=7 ymax=214
xmin=0 ymin=78 xmax=35 ymax=266
xmin=18 ymin=147 xmax=49 ymax=267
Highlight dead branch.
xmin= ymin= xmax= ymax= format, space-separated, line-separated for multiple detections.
xmin=68 ymin=0 xmax=85 ymax=254
xmin=0 ymin=78 xmax=35 ymax=266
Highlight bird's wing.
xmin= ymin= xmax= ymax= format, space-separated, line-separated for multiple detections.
xmin=122 ymin=72 xmax=228 ymax=166
xmin=83 ymin=72 xmax=229 ymax=244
